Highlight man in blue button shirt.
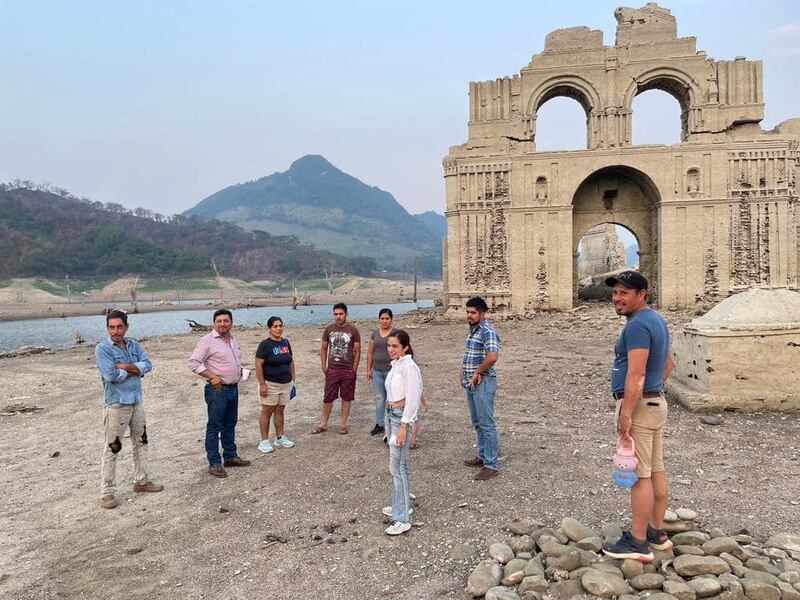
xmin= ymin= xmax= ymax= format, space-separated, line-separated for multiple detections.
xmin=461 ymin=297 xmax=500 ymax=481
xmin=95 ymin=310 xmax=162 ymax=509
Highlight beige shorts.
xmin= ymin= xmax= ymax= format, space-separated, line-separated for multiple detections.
xmin=615 ymin=394 xmax=668 ymax=478
xmin=261 ymin=380 xmax=293 ymax=406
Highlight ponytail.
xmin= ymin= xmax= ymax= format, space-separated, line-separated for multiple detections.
xmin=390 ymin=329 xmax=413 ymax=358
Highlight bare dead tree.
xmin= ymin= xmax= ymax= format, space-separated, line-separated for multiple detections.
xmin=412 ymin=250 xmax=418 ymax=303
xmin=211 ymin=261 xmax=224 ymax=303
xmin=323 ymin=263 xmax=334 ymax=295
xmin=64 ymin=274 xmax=72 ymax=305
xmin=130 ymin=275 xmax=140 ymax=313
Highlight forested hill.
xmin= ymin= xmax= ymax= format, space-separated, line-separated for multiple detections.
xmin=185 ymin=155 xmax=444 ymax=273
xmin=0 ymin=188 xmax=374 ymax=279
xmin=413 ymin=211 xmax=447 ymax=238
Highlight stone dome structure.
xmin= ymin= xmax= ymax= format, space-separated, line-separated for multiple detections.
xmin=667 ymin=288 xmax=800 ymax=411
xmin=688 ymin=288 xmax=800 ymax=333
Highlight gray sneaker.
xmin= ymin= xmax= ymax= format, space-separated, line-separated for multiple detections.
xmin=274 ymin=435 xmax=295 ymax=449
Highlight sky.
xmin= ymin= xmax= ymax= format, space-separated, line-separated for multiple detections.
xmin=1 ymin=1 xmax=798 ymax=218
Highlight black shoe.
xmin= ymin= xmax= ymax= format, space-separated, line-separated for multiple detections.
xmin=647 ymin=525 xmax=673 ymax=551
xmin=602 ymin=531 xmax=654 ymax=562
xmin=370 ymin=424 xmax=385 ymax=437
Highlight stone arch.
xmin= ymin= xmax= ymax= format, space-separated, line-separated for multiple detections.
xmin=623 ymin=67 xmax=702 ymax=142
xmin=571 ymin=165 xmax=661 ymax=304
xmin=524 ymin=75 xmax=603 ymax=148
xmin=574 ymin=221 xmax=641 ymax=255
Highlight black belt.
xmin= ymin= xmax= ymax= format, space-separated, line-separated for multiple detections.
xmin=207 ymin=382 xmax=238 ymax=387
xmin=612 ymin=391 xmax=662 ymax=400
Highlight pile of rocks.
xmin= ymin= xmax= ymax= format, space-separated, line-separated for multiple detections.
xmin=465 ymin=512 xmax=800 ymax=600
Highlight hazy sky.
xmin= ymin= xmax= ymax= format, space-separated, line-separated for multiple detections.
xmin=1 ymin=1 xmax=798 ymax=217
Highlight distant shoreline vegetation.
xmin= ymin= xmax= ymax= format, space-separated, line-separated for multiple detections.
xmin=0 ymin=184 xmax=384 ymax=280
xmin=1 ymin=176 xmax=443 ymax=279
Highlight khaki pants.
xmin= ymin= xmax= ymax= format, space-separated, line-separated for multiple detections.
xmin=615 ymin=394 xmax=668 ymax=478
xmin=101 ymin=403 xmax=148 ymax=496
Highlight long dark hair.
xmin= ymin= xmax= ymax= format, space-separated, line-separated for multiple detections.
xmin=389 ymin=329 xmax=413 ymax=358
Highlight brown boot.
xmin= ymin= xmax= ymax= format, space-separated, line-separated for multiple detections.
xmin=223 ymin=456 xmax=251 ymax=467
xmin=474 ymin=467 xmax=498 ymax=481
xmin=133 ymin=481 xmax=164 ymax=493
xmin=100 ymin=494 xmax=117 ymax=509
xmin=464 ymin=457 xmax=484 ymax=467
xmin=208 ymin=465 xmax=228 ymax=478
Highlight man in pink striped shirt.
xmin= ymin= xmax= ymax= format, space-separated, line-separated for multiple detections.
xmin=188 ymin=309 xmax=251 ymax=478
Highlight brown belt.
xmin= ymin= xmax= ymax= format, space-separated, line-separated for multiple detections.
xmin=612 ymin=391 xmax=662 ymax=400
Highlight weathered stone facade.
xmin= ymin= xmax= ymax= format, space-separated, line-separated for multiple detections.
xmin=443 ymin=3 xmax=800 ymax=312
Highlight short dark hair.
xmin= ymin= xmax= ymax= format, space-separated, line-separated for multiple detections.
xmin=333 ymin=302 xmax=348 ymax=313
xmin=106 ymin=309 xmax=128 ymax=325
xmin=267 ymin=316 xmax=283 ymax=328
xmin=378 ymin=307 xmax=393 ymax=319
xmin=213 ymin=309 xmax=233 ymax=322
xmin=465 ymin=297 xmax=488 ymax=312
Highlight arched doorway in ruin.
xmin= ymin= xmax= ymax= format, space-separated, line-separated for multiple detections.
xmin=571 ymin=166 xmax=661 ymax=305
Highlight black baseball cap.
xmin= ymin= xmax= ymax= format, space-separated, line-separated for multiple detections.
xmin=605 ymin=270 xmax=648 ymax=290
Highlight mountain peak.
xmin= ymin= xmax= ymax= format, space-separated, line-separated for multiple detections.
xmin=186 ymin=155 xmax=444 ymax=274
xmin=288 ymin=154 xmax=337 ymax=176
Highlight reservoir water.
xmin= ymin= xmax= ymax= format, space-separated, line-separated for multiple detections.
xmin=0 ymin=300 xmax=434 ymax=352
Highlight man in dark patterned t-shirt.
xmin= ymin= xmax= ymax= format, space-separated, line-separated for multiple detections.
xmin=311 ymin=302 xmax=361 ymax=435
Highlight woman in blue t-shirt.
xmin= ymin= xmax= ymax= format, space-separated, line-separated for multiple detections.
xmin=254 ymin=316 xmax=296 ymax=453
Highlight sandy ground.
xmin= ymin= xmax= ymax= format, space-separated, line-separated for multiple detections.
xmin=0 ymin=278 xmax=442 ymax=322
xmin=1 ymin=305 xmax=798 ymax=599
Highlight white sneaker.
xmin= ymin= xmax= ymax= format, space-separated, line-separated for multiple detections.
xmin=382 ymin=506 xmax=413 ymax=517
xmin=274 ymin=436 xmax=295 ymax=449
xmin=257 ymin=439 xmax=274 ymax=453
xmin=385 ymin=521 xmax=412 ymax=536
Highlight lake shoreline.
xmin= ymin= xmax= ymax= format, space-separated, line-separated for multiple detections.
xmin=0 ymin=293 xmax=437 ymax=323
xmin=0 ymin=299 xmax=437 ymax=353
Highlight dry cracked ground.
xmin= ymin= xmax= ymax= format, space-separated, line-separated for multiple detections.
xmin=1 ymin=305 xmax=798 ymax=599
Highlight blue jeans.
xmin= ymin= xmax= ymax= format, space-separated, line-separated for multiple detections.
xmin=204 ymin=384 xmax=239 ymax=466
xmin=371 ymin=369 xmax=389 ymax=425
xmin=385 ymin=405 xmax=412 ymax=523
xmin=466 ymin=376 xmax=498 ymax=471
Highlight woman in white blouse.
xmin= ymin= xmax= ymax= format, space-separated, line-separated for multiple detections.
xmin=382 ymin=329 xmax=422 ymax=536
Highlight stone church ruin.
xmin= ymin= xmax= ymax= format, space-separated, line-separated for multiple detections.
xmin=443 ymin=3 xmax=800 ymax=312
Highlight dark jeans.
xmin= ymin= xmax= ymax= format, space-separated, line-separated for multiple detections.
xmin=204 ymin=383 xmax=239 ymax=466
